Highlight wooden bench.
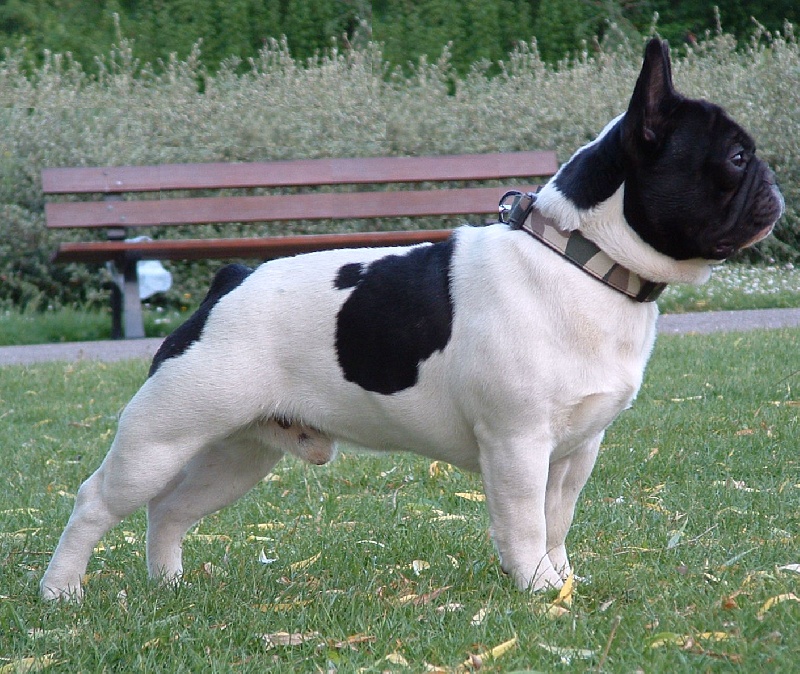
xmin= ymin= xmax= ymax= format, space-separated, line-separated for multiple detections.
xmin=43 ymin=151 xmax=559 ymax=338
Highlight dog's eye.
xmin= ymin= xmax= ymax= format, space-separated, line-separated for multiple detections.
xmin=729 ymin=147 xmax=746 ymax=169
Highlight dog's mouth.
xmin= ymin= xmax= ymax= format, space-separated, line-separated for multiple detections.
xmin=710 ymin=173 xmax=784 ymax=259
xmin=742 ymin=221 xmax=777 ymax=248
xmin=712 ymin=221 xmax=776 ymax=259
xmin=712 ymin=222 xmax=777 ymax=260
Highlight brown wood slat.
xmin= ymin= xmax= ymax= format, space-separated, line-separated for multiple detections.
xmin=41 ymin=151 xmax=558 ymax=194
xmin=45 ymin=185 xmax=539 ymax=229
xmin=52 ymin=230 xmax=455 ymax=264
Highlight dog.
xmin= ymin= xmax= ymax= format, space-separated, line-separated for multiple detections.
xmin=41 ymin=39 xmax=784 ymax=600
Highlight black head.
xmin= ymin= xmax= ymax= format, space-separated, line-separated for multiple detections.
xmin=620 ymin=39 xmax=783 ymax=260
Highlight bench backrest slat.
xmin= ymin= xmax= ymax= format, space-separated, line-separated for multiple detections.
xmin=45 ymin=185 xmax=540 ymax=229
xmin=41 ymin=151 xmax=559 ymax=194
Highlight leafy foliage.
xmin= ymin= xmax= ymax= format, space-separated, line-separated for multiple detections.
xmin=0 ymin=0 xmax=370 ymax=72
xmin=0 ymin=27 xmax=798 ymax=311
xmin=1 ymin=2 xmax=798 ymax=74
xmin=374 ymin=0 xmax=533 ymax=74
xmin=376 ymin=0 xmax=800 ymax=70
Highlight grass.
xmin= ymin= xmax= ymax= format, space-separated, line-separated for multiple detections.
xmin=1 ymin=263 xmax=799 ymax=347
xmin=656 ymin=263 xmax=800 ymax=314
xmin=0 ymin=305 xmax=185 ymax=346
xmin=1 ymin=329 xmax=798 ymax=671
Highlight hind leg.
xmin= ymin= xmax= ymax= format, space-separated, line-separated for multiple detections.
xmin=146 ymin=432 xmax=283 ymax=581
xmin=40 ymin=429 xmax=205 ymax=601
xmin=40 ymin=460 xmax=134 ymax=600
xmin=41 ymin=368 xmax=264 ymax=601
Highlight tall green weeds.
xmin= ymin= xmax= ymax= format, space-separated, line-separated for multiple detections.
xmin=1 ymin=26 xmax=797 ymax=310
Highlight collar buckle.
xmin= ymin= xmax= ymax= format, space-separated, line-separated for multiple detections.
xmin=499 ymin=191 xmax=536 ymax=229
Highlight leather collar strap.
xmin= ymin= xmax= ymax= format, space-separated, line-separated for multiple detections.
xmin=499 ymin=191 xmax=666 ymax=303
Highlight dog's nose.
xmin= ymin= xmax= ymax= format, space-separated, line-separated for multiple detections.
xmin=774 ymin=189 xmax=785 ymax=220
xmin=759 ymin=165 xmax=785 ymax=220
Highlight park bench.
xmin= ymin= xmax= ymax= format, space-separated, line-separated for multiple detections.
xmin=43 ymin=150 xmax=559 ymax=338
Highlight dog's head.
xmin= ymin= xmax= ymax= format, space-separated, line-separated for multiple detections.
xmin=620 ymin=39 xmax=783 ymax=260
xmin=539 ymin=39 xmax=784 ymax=276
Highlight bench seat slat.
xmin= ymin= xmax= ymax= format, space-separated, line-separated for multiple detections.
xmin=41 ymin=151 xmax=559 ymax=194
xmin=45 ymin=185 xmax=538 ymax=229
xmin=52 ymin=230 xmax=454 ymax=264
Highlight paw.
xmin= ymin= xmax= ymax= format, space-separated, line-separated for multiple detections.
xmin=547 ymin=545 xmax=572 ymax=581
xmin=40 ymin=577 xmax=83 ymax=602
xmin=147 ymin=562 xmax=183 ymax=586
xmin=528 ymin=565 xmax=566 ymax=592
xmin=506 ymin=560 xmax=564 ymax=592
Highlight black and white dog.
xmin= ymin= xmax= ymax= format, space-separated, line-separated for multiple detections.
xmin=42 ymin=39 xmax=783 ymax=600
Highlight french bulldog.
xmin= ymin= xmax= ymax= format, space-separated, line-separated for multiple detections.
xmin=41 ymin=39 xmax=783 ymax=600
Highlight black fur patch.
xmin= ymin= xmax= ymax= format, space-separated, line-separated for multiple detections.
xmin=554 ymin=119 xmax=625 ymax=210
xmin=149 ymin=263 xmax=253 ymax=377
xmin=334 ymin=262 xmax=364 ymax=290
xmin=334 ymin=238 xmax=456 ymax=395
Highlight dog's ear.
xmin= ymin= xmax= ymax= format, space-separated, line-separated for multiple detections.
xmin=624 ymin=39 xmax=679 ymax=149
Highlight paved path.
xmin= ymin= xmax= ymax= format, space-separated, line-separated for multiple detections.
xmin=657 ymin=307 xmax=800 ymax=335
xmin=0 ymin=337 xmax=164 ymax=366
xmin=1 ymin=308 xmax=799 ymax=366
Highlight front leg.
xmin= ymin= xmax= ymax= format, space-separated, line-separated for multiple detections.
xmin=545 ymin=434 xmax=602 ymax=580
xmin=477 ymin=429 xmax=564 ymax=591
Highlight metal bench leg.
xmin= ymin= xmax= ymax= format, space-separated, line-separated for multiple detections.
xmin=107 ymin=260 xmax=145 ymax=339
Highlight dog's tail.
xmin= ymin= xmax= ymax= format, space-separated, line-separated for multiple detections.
xmin=148 ymin=263 xmax=254 ymax=377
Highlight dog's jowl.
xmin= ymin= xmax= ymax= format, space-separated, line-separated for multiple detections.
xmin=41 ymin=39 xmax=784 ymax=600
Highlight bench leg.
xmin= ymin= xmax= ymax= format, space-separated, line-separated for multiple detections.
xmin=110 ymin=277 xmax=123 ymax=340
xmin=107 ymin=261 xmax=145 ymax=339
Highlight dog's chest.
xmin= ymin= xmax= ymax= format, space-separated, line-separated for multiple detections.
xmin=446 ymin=226 xmax=658 ymax=456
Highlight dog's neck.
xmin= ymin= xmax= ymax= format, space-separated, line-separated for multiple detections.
xmin=534 ymin=115 xmax=715 ymax=286
xmin=511 ymin=199 xmax=667 ymax=302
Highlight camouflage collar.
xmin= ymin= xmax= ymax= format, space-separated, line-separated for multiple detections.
xmin=499 ymin=191 xmax=666 ymax=303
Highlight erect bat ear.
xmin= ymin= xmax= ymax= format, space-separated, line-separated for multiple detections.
xmin=624 ymin=39 xmax=680 ymax=148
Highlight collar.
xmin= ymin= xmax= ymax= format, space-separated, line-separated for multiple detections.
xmin=499 ymin=191 xmax=666 ymax=303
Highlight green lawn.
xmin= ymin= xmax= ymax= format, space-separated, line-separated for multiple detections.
xmin=656 ymin=263 xmax=800 ymax=314
xmin=1 ymin=330 xmax=798 ymax=671
xmin=0 ymin=306 xmax=182 ymax=346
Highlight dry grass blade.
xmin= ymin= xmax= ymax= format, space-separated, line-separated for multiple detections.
xmin=261 ymin=631 xmax=322 ymax=649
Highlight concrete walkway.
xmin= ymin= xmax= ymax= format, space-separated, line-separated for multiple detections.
xmin=0 ymin=337 xmax=164 ymax=366
xmin=657 ymin=307 xmax=800 ymax=335
xmin=1 ymin=308 xmax=799 ymax=366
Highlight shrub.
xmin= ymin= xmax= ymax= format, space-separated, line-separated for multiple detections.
xmin=0 ymin=26 xmax=797 ymax=310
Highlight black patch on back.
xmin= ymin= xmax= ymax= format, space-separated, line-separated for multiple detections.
xmin=334 ymin=262 xmax=364 ymax=290
xmin=149 ymin=263 xmax=253 ymax=377
xmin=334 ymin=238 xmax=456 ymax=395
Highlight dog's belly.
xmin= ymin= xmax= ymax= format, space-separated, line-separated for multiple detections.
xmin=322 ymin=372 xmax=637 ymax=469
xmin=270 ymin=350 xmax=484 ymax=469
